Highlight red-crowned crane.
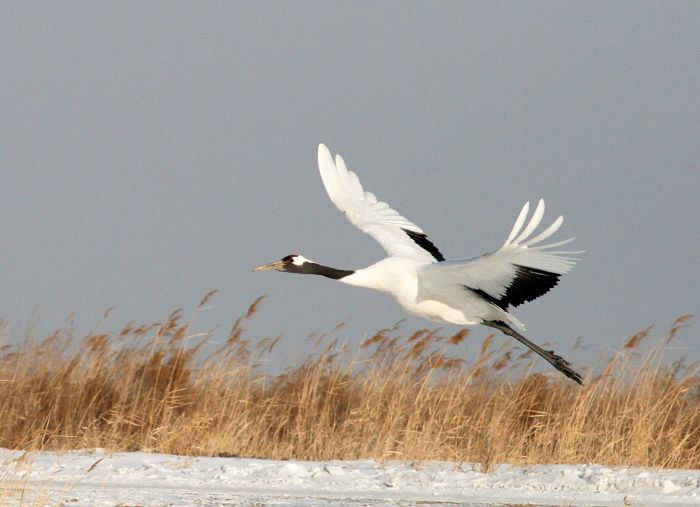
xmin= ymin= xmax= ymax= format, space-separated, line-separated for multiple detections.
xmin=256 ymin=145 xmax=583 ymax=384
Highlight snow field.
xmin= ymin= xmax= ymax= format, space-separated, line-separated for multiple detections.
xmin=2 ymin=448 xmax=699 ymax=506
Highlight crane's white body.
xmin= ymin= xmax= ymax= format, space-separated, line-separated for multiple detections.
xmin=341 ymin=257 xmax=492 ymax=326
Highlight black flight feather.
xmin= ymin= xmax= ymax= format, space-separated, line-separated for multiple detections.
xmin=402 ymin=229 xmax=445 ymax=262
xmin=466 ymin=264 xmax=561 ymax=310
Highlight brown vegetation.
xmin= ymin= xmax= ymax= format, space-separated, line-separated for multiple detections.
xmin=0 ymin=295 xmax=697 ymax=470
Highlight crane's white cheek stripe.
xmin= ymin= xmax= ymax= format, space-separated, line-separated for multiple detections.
xmin=291 ymin=255 xmax=313 ymax=266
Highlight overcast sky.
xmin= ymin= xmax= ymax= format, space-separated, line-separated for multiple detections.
xmin=2 ymin=2 xmax=698 ymax=372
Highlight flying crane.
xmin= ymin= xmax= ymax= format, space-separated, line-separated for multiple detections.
xmin=256 ymin=144 xmax=583 ymax=384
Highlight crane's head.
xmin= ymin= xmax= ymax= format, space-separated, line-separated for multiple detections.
xmin=254 ymin=254 xmax=355 ymax=280
xmin=254 ymin=254 xmax=311 ymax=274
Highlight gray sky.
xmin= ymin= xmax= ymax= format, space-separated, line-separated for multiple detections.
xmin=2 ymin=2 xmax=698 ymax=371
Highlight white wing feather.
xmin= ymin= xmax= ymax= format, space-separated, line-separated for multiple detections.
xmin=421 ymin=199 xmax=580 ymax=323
xmin=513 ymin=199 xmax=545 ymax=245
xmin=318 ymin=144 xmax=440 ymax=261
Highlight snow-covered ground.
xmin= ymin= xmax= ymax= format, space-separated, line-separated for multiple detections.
xmin=2 ymin=448 xmax=699 ymax=506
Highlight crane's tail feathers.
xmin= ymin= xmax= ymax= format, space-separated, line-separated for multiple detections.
xmin=483 ymin=320 xmax=584 ymax=385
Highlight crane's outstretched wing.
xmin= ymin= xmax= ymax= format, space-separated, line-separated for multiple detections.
xmin=421 ymin=199 xmax=580 ymax=315
xmin=318 ymin=144 xmax=444 ymax=262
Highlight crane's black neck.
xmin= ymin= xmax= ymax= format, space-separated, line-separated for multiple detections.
xmin=292 ymin=262 xmax=354 ymax=280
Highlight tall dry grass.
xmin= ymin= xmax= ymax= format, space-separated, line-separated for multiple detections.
xmin=0 ymin=293 xmax=697 ymax=470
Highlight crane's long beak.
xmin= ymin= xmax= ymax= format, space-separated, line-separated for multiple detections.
xmin=253 ymin=260 xmax=286 ymax=272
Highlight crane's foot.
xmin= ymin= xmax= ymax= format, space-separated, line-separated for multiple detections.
xmin=540 ymin=348 xmax=583 ymax=385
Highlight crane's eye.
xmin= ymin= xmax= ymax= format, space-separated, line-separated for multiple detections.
xmin=282 ymin=255 xmax=296 ymax=263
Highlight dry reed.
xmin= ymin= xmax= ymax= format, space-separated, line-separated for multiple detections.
xmin=0 ymin=296 xmax=697 ymax=470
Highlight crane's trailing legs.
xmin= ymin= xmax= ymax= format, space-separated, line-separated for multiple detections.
xmin=482 ymin=320 xmax=583 ymax=385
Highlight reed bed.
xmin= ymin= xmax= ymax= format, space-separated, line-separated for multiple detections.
xmin=0 ymin=294 xmax=697 ymax=470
